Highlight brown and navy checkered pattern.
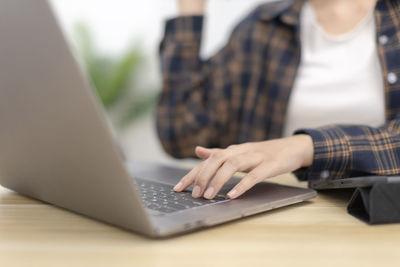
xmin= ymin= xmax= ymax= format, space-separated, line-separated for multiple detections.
xmin=157 ymin=0 xmax=400 ymax=180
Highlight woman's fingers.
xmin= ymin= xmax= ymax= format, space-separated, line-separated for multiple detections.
xmin=195 ymin=146 xmax=220 ymax=159
xmin=192 ymin=151 xmax=229 ymax=197
xmin=173 ymin=147 xmax=237 ymax=193
xmin=227 ymin=162 xmax=280 ymax=199
xmin=173 ymin=161 xmax=204 ymax=192
xmin=203 ymin=152 xmax=263 ymax=199
xmin=192 ymin=146 xmax=245 ymax=198
xmin=227 ymin=170 xmax=264 ymax=199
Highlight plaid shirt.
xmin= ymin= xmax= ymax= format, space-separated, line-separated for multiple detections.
xmin=157 ymin=0 xmax=400 ymax=180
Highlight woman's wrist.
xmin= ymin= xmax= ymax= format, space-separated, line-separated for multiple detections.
xmin=292 ymin=134 xmax=314 ymax=168
xmin=178 ymin=0 xmax=206 ymax=16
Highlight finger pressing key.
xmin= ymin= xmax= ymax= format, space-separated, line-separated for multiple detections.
xmin=203 ymin=152 xmax=263 ymax=199
xmin=192 ymin=150 xmax=232 ymax=198
xmin=173 ymin=162 xmax=204 ymax=192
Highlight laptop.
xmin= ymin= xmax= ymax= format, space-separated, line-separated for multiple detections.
xmin=0 ymin=0 xmax=316 ymax=237
xmin=309 ymin=175 xmax=400 ymax=190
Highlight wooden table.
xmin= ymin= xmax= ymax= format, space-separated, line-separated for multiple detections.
xmin=1 ymin=173 xmax=399 ymax=267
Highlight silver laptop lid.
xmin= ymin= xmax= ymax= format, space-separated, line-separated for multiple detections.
xmin=0 ymin=0 xmax=153 ymax=235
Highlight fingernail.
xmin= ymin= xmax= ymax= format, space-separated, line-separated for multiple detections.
xmin=227 ymin=189 xmax=237 ymax=199
xmin=173 ymin=182 xmax=183 ymax=191
xmin=192 ymin=185 xmax=201 ymax=198
xmin=204 ymin=187 xmax=214 ymax=199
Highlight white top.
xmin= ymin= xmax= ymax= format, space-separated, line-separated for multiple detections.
xmin=283 ymin=1 xmax=385 ymax=137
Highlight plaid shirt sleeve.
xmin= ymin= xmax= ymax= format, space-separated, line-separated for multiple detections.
xmin=157 ymin=16 xmax=238 ymax=157
xmin=294 ymin=116 xmax=400 ymax=180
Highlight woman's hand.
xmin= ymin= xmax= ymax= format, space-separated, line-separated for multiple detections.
xmin=173 ymin=134 xmax=314 ymax=199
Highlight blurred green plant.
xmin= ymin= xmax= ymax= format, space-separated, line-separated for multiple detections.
xmin=73 ymin=23 xmax=157 ymax=129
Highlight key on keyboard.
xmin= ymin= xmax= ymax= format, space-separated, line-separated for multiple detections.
xmin=134 ymin=178 xmax=228 ymax=214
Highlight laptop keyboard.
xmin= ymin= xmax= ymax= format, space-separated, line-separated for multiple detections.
xmin=134 ymin=178 xmax=229 ymax=215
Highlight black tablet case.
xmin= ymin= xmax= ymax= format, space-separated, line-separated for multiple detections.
xmin=347 ymin=183 xmax=400 ymax=224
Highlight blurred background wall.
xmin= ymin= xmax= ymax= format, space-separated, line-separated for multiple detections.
xmin=51 ymin=0 xmax=271 ymax=166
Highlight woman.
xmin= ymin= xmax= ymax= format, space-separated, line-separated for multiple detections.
xmin=157 ymin=0 xmax=400 ymax=200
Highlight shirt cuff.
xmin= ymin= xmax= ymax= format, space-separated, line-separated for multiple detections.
xmin=292 ymin=127 xmax=351 ymax=181
xmin=164 ymin=16 xmax=204 ymax=43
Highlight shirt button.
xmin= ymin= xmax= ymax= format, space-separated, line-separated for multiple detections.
xmin=378 ymin=35 xmax=389 ymax=45
xmin=320 ymin=170 xmax=330 ymax=179
xmin=388 ymin=72 xmax=398 ymax=84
